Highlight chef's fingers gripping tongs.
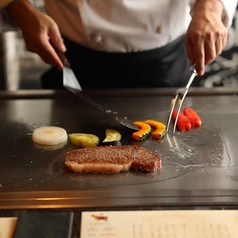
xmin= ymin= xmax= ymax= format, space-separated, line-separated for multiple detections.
xmin=166 ymin=65 xmax=197 ymax=134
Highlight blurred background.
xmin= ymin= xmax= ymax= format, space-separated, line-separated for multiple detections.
xmin=0 ymin=1 xmax=238 ymax=90
xmin=0 ymin=0 xmax=49 ymax=90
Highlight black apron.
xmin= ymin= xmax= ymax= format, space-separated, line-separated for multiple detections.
xmin=41 ymin=35 xmax=190 ymax=89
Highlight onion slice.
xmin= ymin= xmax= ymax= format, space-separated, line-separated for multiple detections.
xmin=32 ymin=126 xmax=68 ymax=146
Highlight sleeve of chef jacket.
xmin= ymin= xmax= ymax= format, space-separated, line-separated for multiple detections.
xmin=190 ymin=0 xmax=238 ymax=28
xmin=1 ymin=1 xmax=237 ymax=32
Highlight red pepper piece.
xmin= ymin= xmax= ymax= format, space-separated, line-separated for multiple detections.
xmin=172 ymin=110 xmax=191 ymax=131
xmin=183 ymin=107 xmax=202 ymax=128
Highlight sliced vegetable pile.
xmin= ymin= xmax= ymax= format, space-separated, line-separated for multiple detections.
xmin=132 ymin=120 xmax=166 ymax=141
xmin=131 ymin=107 xmax=201 ymax=141
xmin=68 ymin=129 xmax=122 ymax=148
xmin=172 ymin=107 xmax=202 ymax=131
xmin=32 ymin=126 xmax=122 ymax=149
xmin=31 ymin=107 xmax=201 ymax=149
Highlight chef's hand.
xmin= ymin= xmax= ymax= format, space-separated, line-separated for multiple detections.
xmin=6 ymin=0 xmax=66 ymax=70
xmin=185 ymin=0 xmax=227 ymax=76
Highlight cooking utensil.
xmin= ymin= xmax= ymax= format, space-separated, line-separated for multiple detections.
xmin=55 ymin=48 xmax=139 ymax=130
xmin=166 ymin=65 xmax=197 ymax=133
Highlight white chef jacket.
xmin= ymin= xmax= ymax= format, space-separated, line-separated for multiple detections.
xmin=0 ymin=0 xmax=237 ymax=53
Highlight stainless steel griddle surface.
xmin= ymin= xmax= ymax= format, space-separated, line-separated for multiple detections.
xmin=0 ymin=88 xmax=238 ymax=209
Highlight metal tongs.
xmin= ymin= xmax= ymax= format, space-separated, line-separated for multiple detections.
xmin=166 ymin=65 xmax=197 ymax=133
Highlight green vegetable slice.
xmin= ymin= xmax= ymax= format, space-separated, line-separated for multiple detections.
xmin=103 ymin=129 xmax=121 ymax=145
xmin=68 ymin=133 xmax=99 ymax=148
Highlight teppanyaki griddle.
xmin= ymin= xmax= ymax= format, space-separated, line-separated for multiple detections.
xmin=0 ymin=88 xmax=238 ymax=209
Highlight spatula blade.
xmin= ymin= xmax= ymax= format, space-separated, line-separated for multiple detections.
xmin=62 ymin=66 xmax=138 ymax=130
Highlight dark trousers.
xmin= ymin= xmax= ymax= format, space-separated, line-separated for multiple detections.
xmin=41 ymin=35 xmax=190 ymax=89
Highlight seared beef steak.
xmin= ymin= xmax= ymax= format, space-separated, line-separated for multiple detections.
xmin=65 ymin=145 xmax=162 ymax=174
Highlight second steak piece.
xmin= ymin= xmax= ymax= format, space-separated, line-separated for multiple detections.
xmin=65 ymin=145 xmax=162 ymax=174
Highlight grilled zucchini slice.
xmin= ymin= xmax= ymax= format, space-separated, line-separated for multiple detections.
xmin=103 ymin=129 xmax=122 ymax=145
xmin=68 ymin=133 xmax=99 ymax=148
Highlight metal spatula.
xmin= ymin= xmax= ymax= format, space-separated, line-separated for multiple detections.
xmin=55 ymin=49 xmax=138 ymax=130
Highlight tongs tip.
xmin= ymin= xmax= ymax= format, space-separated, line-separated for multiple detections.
xmin=166 ymin=64 xmax=198 ymax=134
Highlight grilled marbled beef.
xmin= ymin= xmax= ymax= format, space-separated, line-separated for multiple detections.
xmin=65 ymin=145 xmax=161 ymax=174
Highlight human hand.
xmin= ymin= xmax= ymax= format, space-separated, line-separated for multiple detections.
xmin=185 ymin=0 xmax=227 ymax=76
xmin=7 ymin=0 xmax=66 ymax=70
